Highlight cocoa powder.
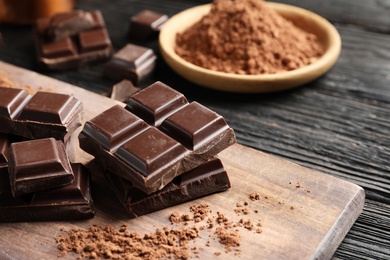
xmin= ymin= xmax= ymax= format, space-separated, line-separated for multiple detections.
xmin=175 ymin=0 xmax=324 ymax=75
xmin=55 ymin=203 xmax=257 ymax=259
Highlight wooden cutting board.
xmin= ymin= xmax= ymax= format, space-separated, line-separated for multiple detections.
xmin=0 ymin=61 xmax=364 ymax=260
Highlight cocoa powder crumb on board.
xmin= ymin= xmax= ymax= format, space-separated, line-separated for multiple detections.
xmin=175 ymin=0 xmax=324 ymax=75
xmin=56 ymin=224 xmax=199 ymax=260
xmin=56 ymin=200 xmax=264 ymax=259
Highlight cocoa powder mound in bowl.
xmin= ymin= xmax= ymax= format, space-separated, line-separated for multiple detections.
xmin=159 ymin=0 xmax=341 ymax=93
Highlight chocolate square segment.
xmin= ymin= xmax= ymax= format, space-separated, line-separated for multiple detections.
xmin=41 ymin=37 xmax=76 ymax=59
xmin=103 ymin=44 xmax=156 ymax=85
xmin=82 ymin=105 xmax=148 ymax=151
xmin=0 ymin=87 xmax=30 ymax=119
xmin=79 ymin=28 xmax=111 ymax=53
xmin=159 ymin=102 xmax=230 ymax=150
xmin=115 ymin=128 xmax=188 ymax=177
xmin=128 ymin=10 xmax=168 ymax=41
xmin=8 ymin=138 xmax=74 ymax=197
xmin=16 ymin=91 xmax=81 ymax=124
xmin=126 ymin=81 xmax=188 ymax=126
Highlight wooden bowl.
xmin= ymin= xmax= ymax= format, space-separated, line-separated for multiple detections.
xmin=159 ymin=3 xmax=342 ymax=93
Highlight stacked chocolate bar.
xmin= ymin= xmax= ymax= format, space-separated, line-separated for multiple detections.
xmin=79 ymin=81 xmax=236 ymax=218
xmin=0 ymin=86 xmax=95 ymax=222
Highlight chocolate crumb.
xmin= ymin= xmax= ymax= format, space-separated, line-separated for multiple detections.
xmin=249 ymin=192 xmax=261 ymax=201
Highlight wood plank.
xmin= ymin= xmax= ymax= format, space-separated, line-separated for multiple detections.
xmin=0 ymin=61 xmax=364 ymax=259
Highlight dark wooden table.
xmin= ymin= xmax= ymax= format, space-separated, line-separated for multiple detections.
xmin=0 ymin=0 xmax=389 ymax=259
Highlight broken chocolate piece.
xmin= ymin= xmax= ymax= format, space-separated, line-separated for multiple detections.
xmin=0 ymin=87 xmax=83 ymax=142
xmin=34 ymin=10 xmax=113 ymax=70
xmin=105 ymin=158 xmax=230 ymax=218
xmin=0 ymin=163 xmax=95 ymax=222
xmin=8 ymin=138 xmax=74 ymax=197
xmin=128 ymin=10 xmax=168 ymax=41
xmin=79 ymin=81 xmax=236 ymax=194
xmin=103 ymin=44 xmax=156 ymax=85
xmin=110 ymin=79 xmax=140 ymax=102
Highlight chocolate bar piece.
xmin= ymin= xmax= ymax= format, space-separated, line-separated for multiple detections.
xmin=34 ymin=10 xmax=113 ymax=70
xmin=8 ymin=138 xmax=74 ymax=197
xmin=0 ymin=87 xmax=83 ymax=142
xmin=46 ymin=10 xmax=96 ymax=41
xmin=128 ymin=10 xmax=168 ymax=41
xmin=0 ymin=163 xmax=95 ymax=222
xmin=105 ymin=158 xmax=231 ymax=218
xmin=79 ymin=81 xmax=236 ymax=194
xmin=110 ymin=79 xmax=140 ymax=102
xmin=103 ymin=44 xmax=156 ymax=85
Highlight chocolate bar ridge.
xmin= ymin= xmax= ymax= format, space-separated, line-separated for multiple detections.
xmin=79 ymin=81 xmax=236 ymax=194
xmin=105 ymin=158 xmax=231 ymax=218
xmin=0 ymin=87 xmax=83 ymax=142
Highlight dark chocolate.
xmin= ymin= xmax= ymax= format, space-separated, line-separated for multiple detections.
xmin=0 ymin=163 xmax=95 ymax=222
xmin=126 ymin=81 xmax=187 ymax=126
xmin=46 ymin=10 xmax=96 ymax=41
xmin=79 ymin=81 xmax=236 ymax=194
xmin=105 ymin=158 xmax=230 ymax=218
xmin=0 ymin=86 xmax=83 ymax=142
xmin=34 ymin=10 xmax=113 ymax=71
xmin=0 ymin=134 xmax=9 ymax=167
xmin=110 ymin=79 xmax=140 ymax=102
xmin=103 ymin=44 xmax=156 ymax=85
xmin=8 ymin=138 xmax=74 ymax=197
xmin=128 ymin=10 xmax=168 ymax=41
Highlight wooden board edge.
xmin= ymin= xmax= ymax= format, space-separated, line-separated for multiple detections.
xmin=313 ymin=186 xmax=365 ymax=259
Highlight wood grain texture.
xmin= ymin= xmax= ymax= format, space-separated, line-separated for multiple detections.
xmin=0 ymin=61 xmax=364 ymax=259
xmin=0 ymin=0 xmax=389 ymax=258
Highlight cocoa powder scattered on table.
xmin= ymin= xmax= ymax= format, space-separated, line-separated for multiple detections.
xmin=175 ymin=0 xmax=324 ymax=75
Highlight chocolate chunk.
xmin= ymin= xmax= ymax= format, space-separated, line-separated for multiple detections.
xmin=18 ymin=91 xmax=81 ymax=124
xmin=0 ymin=163 xmax=95 ymax=222
xmin=128 ymin=10 xmax=168 ymax=41
xmin=103 ymin=44 xmax=156 ymax=85
xmin=0 ymin=87 xmax=83 ymax=142
xmin=79 ymin=81 xmax=236 ymax=194
xmin=8 ymin=138 xmax=74 ymax=197
xmin=34 ymin=10 xmax=113 ymax=71
xmin=126 ymin=81 xmax=187 ymax=126
xmin=105 ymin=158 xmax=230 ymax=218
xmin=46 ymin=10 xmax=96 ymax=41
xmin=110 ymin=79 xmax=140 ymax=102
